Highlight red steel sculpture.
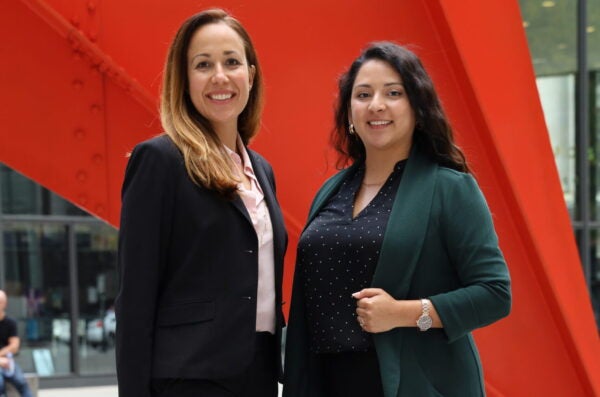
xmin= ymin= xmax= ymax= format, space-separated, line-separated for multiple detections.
xmin=1 ymin=0 xmax=599 ymax=395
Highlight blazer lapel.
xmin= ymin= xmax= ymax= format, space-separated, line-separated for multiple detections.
xmin=305 ymin=164 xmax=357 ymax=228
xmin=228 ymin=148 xmax=269 ymax=228
xmin=231 ymin=195 xmax=252 ymax=225
xmin=247 ymin=150 xmax=287 ymax=265
xmin=371 ymin=146 xmax=437 ymax=297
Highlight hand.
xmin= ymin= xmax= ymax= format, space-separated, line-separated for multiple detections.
xmin=352 ymin=288 xmax=400 ymax=333
xmin=0 ymin=357 xmax=10 ymax=369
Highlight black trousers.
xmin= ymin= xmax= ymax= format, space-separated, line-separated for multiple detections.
xmin=317 ymin=348 xmax=385 ymax=397
xmin=151 ymin=332 xmax=278 ymax=397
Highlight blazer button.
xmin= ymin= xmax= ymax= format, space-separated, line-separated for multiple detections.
xmin=244 ymin=249 xmax=254 ymax=254
xmin=242 ymin=296 xmax=253 ymax=300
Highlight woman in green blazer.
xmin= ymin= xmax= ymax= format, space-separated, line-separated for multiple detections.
xmin=283 ymin=42 xmax=511 ymax=397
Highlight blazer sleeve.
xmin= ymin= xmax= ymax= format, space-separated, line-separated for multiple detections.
xmin=115 ymin=139 xmax=174 ymax=397
xmin=429 ymin=172 xmax=511 ymax=343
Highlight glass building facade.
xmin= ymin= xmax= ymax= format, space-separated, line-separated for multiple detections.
xmin=0 ymin=1 xmax=597 ymax=387
xmin=0 ymin=165 xmax=118 ymax=385
xmin=520 ymin=0 xmax=600 ymax=328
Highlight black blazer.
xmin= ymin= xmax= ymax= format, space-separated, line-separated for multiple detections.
xmin=115 ymin=135 xmax=287 ymax=397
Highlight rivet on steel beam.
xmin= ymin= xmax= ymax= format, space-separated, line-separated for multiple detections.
xmin=92 ymin=154 xmax=103 ymax=164
xmin=72 ymin=80 xmax=84 ymax=91
xmin=88 ymin=31 xmax=98 ymax=43
xmin=95 ymin=205 xmax=105 ymax=215
xmin=74 ymin=128 xmax=86 ymax=140
xmin=78 ymin=194 xmax=88 ymax=205
xmin=72 ymin=50 xmax=83 ymax=62
xmin=99 ymin=62 xmax=109 ymax=74
xmin=87 ymin=1 xmax=97 ymax=14
xmin=90 ymin=104 xmax=102 ymax=114
xmin=68 ymin=36 xmax=81 ymax=51
xmin=70 ymin=17 xmax=80 ymax=28
xmin=90 ymin=60 xmax=101 ymax=73
xmin=76 ymin=171 xmax=88 ymax=183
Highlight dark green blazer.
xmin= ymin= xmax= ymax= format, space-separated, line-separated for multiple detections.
xmin=283 ymin=147 xmax=511 ymax=397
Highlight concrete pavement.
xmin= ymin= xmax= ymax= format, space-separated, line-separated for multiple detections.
xmin=38 ymin=384 xmax=284 ymax=396
xmin=39 ymin=386 xmax=117 ymax=397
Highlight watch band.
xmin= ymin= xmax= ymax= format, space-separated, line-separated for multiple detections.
xmin=421 ymin=299 xmax=430 ymax=315
xmin=416 ymin=298 xmax=433 ymax=331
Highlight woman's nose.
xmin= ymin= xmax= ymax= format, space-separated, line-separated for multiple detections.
xmin=368 ymin=94 xmax=385 ymax=112
xmin=211 ymin=63 xmax=228 ymax=84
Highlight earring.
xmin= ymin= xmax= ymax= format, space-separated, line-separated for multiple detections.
xmin=349 ymin=124 xmax=356 ymax=135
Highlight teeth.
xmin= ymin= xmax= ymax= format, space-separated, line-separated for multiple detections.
xmin=210 ymin=93 xmax=233 ymax=100
xmin=369 ymin=120 xmax=391 ymax=126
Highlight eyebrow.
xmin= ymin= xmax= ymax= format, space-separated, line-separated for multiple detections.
xmin=191 ymin=50 xmax=241 ymax=63
xmin=354 ymin=82 xmax=404 ymax=88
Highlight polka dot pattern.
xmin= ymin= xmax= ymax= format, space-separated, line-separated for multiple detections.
xmin=298 ymin=160 xmax=407 ymax=353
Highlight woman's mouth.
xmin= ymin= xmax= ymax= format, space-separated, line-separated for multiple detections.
xmin=207 ymin=92 xmax=235 ymax=101
xmin=368 ymin=120 xmax=392 ymax=127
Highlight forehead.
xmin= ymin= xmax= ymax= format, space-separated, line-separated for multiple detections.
xmin=187 ymin=22 xmax=246 ymax=58
xmin=354 ymin=59 xmax=403 ymax=85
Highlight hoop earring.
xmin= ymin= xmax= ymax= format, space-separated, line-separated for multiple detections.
xmin=349 ymin=124 xmax=356 ymax=135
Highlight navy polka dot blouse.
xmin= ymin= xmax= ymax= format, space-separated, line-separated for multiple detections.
xmin=298 ymin=160 xmax=407 ymax=354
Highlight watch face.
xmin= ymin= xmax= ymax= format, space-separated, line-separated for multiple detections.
xmin=417 ymin=314 xmax=433 ymax=331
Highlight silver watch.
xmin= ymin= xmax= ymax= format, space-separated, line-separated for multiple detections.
xmin=416 ymin=299 xmax=433 ymax=332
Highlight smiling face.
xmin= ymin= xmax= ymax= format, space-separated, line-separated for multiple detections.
xmin=350 ymin=59 xmax=416 ymax=159
xmin=187 ymin=22 xmax=255 ymax=136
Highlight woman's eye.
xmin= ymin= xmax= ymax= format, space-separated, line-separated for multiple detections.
xmin=356 ymin=92 xmax=370 ymax=99
xmin=389 ymin=90 xmax=403 ymax=97
xmin=195 ymin=61 xmax=210 ymax=70
xmin=226 ymin=58 xmax=242 ymax=66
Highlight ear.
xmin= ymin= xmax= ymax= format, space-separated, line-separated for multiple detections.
xmin=249 ymin=65 xmax=256 ymax=88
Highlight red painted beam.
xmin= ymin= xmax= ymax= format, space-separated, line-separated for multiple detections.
xmin=18 ymin=0 xmax=155 ymax=112
xmin=0 ymin=0 xmax=158 ymax=224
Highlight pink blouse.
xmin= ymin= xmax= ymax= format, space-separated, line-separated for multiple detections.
xmin=225 ymin=137 xmax=276 ymax=334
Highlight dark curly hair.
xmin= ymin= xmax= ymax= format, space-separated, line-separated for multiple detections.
xmin=332 ymin=42 xmax=469 ymax=173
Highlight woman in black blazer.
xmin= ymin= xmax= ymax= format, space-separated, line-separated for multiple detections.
xmin=115 ymin=9 xmax=287 ymax=397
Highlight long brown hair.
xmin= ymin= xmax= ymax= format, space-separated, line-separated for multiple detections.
xmin=160 ymin=8 xmax=264 ymax=197
xmin=332 ymin=42 xmax=469 ymax=173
